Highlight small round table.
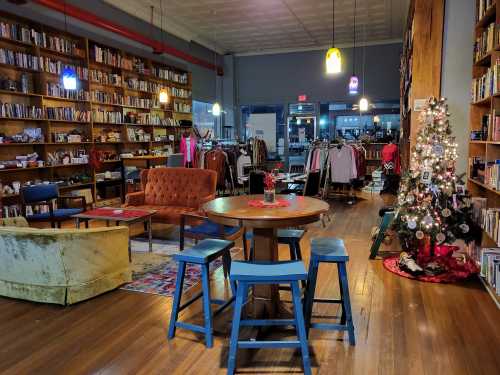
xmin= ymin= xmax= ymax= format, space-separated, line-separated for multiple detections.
xmin=203 ymin=194 xmax=329 ymax=317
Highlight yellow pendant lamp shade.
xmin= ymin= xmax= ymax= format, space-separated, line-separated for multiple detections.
xmin=326 ymin=47 xmax=342 ymax=74
xmin=359 ymin=97 xmax=369 ymax=111
xmin=159 ymin=88 xmax=169 ymax=103
xmin=212 ymin=102 xmax=221 ymax=117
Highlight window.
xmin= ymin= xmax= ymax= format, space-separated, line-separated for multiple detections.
xmin=193 ymin=100 xmax=215 ymax=137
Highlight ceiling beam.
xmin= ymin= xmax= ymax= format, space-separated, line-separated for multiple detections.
xmin=32 ymin=0 xmax=223 ymax=73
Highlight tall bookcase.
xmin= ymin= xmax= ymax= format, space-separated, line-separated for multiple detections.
xmin=0 ymin=11 xmax=193 ymax=211
xmin=468 ymin=0 xmax=500 ymax=307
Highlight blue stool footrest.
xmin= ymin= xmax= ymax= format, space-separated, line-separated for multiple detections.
xmin=239 ymin=319 xmax=296 ymax=327
xmin=175 ymin=322 xmax=206 ymax=334
xmin=238 ymin=340 xmax=301 ymax=349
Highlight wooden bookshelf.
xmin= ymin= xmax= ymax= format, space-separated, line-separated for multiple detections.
xmin=0 ymin=11 xmax=192 ymax=208
xmin=468 ymin=0 xmax=500 ymax=308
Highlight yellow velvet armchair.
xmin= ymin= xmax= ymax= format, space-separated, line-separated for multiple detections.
xmin=0 ymin=219 xmax=131 ymax=305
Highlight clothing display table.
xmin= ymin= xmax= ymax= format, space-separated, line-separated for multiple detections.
xmin=203 ymin=194 xmax=329 ymax=317
xmin=73 ymin=207 xmax=157 ymax=261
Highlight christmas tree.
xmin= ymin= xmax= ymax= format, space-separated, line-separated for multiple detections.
xmin=393 ymin=97 xmax=473 ymax=255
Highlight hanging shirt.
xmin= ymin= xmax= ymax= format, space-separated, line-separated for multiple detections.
xmin=186 ymin=137 xmax=191 ymax=162
xmin=328 ymin=145 xmax=357 ymax=183
xmin=237 ymin=154 xmax=252 ymax=178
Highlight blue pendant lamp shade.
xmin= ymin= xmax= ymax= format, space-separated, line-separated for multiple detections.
xmin=349 ymin=75 xmax=359 ymax=95
xmin=62 ymin=66 xmax=77 ymax=90
xmin=326 ymin=0 xmax=341 ymax=74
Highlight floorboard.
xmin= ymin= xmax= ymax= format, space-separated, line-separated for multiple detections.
xmin=0 ymin=195 xmax=499 ymax=375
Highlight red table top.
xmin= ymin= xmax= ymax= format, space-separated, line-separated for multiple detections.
xmin=73 ymin=207 xmax=156 ymax=221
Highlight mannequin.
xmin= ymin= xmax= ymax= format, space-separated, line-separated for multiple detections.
xmin=180 ymin=131 xmax=197 ymax=168
xmin=381 ymin=135 xmax=400 ymax=194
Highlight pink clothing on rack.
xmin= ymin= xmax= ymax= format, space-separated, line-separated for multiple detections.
xmin=328 ymin=145 xmax=357 ymax=183
xmin=180 ymin=135 xmax=197 ymax=167
xmin=310 ymin=148 xmax=321 ymax=171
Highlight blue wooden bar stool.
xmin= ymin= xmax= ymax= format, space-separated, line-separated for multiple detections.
xmin=168 ymin=239 xmax=235 ymax=348
xmin=227 ymin=261 xmax=311 ymax=375
xmin=303 ymin=237 xmax=355 ymax=345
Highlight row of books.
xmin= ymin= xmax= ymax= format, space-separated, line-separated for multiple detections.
xmin=171 ymin=87 xmax=192 ymax=99
xmin=152 ymin=67 xmax=188 ymax=84
xmin=0 ymin=103 xmax=44 ymax=119
xmin=474 ymin=22 xmax=498 ymax=62
xmin=481 ymin=206 xmax=500 ymax=246
xmin=89 ymin=69 xmax=122 ymax=87
xmin=484 ymin=161 xmax=500 ymax=190
xmin=91 ymin=90 xmax=124 ymax=105
xmin=92 ymin=110 xmax=123 ymax=124
xmin=480 ymin=248 xmax=500 ymax=296
xmin=92 ymin=45 xmax=132 ymax=69
xmin=477 ymin=0 xmax=494 ymax=22
xmin=46 ymin=83 xmax=89 ymax=101
xmin=132 ymin=57 xmax=149 ymax=75
xmin=42 ymin=58 xmax=88 ymax=80
xmin=0 ymin=48 xmax=88 ymax=79
xmin=174 ymin=102 xmax=191 ymax=113
xmin=0 ymin=21 xmax=80 ymax=56
xmin=46 ymin=107 xmax=90 ymax=122
xmin=123 ymin=96 xmax=159 ymax=109
xmin=491 ymin=113 xmax=500 ymax=141
xmin=126 ymin=78 xmax=162 ymax=93
xmin=471 ymin=59 xmax=500 ymax=102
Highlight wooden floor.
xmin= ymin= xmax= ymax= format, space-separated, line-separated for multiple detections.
xmin=0 ymin=195 xmax=499 ymax=375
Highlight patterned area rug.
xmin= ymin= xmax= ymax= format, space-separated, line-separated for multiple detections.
xmin=121 ymin=238 xmax=238 ymax=297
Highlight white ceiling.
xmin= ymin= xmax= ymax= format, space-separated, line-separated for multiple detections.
xmin=103 ymin=0 xmax=409 ymax=55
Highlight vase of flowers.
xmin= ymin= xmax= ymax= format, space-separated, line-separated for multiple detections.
xmin=264 ymin=173 xmax=276 ymax=203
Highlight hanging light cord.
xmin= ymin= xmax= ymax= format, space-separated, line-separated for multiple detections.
xmin=63 ymin=0 xmax=67 ymax=33
xmin=332 ymin=0 xmax=335 ymax=47
xmin=352 ymin=0 xmax=356 ymax=75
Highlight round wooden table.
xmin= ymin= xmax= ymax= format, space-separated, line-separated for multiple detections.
xmin=203 ymin=194 xmax=329 ymax=317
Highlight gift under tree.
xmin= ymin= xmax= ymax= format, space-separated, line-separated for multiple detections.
xmin=392 ymin=97 xmax=474 ymax=266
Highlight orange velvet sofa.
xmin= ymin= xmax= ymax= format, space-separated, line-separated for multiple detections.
xmin=124 ymin=167 xmax=217 ymax=225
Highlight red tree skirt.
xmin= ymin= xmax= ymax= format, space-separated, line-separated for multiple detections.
xmin=383 ymin=255 xmax=478 ymax=283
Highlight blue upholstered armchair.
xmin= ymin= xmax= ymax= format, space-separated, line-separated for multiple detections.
xmin=20 ymin=184 xmax=87 ymax=228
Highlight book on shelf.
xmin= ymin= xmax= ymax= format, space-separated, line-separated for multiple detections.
xmin=46 ymin=107 xmax=90 ymax=122
xmin=471 ymin=58 xmax=500 ymax=102
xmin=480 ymin=248 xmax=500 ymax=295
xmin=484 ymin=160 xmax=500 ymax=190
xmin=477 ymin=0 xmax=495 ymax=22
xmin=89 ymin=69 xmax=122 ymax=86
xmin=474 ymin=22 xmax=497 ymax=62
xmin=0 ymin=102 xmax=43 ymax=119
xmin=92 ymin=110 xmax=123 ymax=124
xmin=46 ymin=83 xmax=89 ymax=101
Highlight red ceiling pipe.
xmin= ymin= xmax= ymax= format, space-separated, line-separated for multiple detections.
xmin=33 ymin=0 xmax=221 ymax=73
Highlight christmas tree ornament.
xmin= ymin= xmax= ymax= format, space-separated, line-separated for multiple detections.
xmin=422 ymin=215 xmax=433 ymax=226
xmin=406 ymin=194 xmax=415 ymax=204
xmin=415 ymin=230 xmax=425 ymax=240
xmin=436 ymin=232 xmax=446 ymax=244
xmin=407 ymin=220 xmax=417 ymax=230
xmin=442 ymin=208 xmax=451 ymax=217
xmin=459 ymin=224 xmax=469 ymax=233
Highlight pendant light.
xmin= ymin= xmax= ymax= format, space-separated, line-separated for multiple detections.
xmin=158 ymin=0 xmax=169 ymax=104
xmin=348 ymin=0 xmax=358 ymax=95
xmin=326 ymin=0 xmax=341 ymax=74
xmin=61 ymin=1 xmax=77 ymax=90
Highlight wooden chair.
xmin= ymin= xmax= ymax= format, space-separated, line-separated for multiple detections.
xmin=20 ymin=184 xmax=87 ymax=228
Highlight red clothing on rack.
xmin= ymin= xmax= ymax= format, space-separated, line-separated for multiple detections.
xmin=381 ymin=143 xmax=401 ymax=175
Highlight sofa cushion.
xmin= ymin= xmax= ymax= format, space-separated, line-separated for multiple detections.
xmin=142 ymin=168 xmax=217 ymax=208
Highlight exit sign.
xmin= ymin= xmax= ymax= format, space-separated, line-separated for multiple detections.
xmin=298 ymin=94 xmax=307 ymax=102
